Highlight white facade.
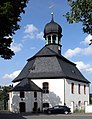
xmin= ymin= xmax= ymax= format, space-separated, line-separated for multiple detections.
xmin=85 ymin=105 xmax=92 ymax=113
xmin=8 ymin=91 xmax=42 ymax=113
xmin=32 ymin=79 xmax=64 ymax=106
xmin=32 ymin=78 xmax=89 ymax=112
xmin=65 ymin=79 xmax=89 ymax=112
xmin=9 ymin=78 xmax=89 ymax=113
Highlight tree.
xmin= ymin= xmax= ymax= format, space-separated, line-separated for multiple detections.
xmin=64 ymin=0 xmax=92 ymax=35
xmin=0 ymin=0 xmax=28 ymax=59
xmin=0 ymin=85 xmax=12 ymax=110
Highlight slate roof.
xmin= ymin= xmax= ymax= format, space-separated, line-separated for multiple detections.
xmin=12 ymin=45 xmax=90 ymax=83
xmin=11 ymin=79 xmax=42 ymax=91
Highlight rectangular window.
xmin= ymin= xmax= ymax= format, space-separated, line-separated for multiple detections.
xmin=52 ymin=35 xmax=56 ymax=44
xmin=20 ymin=91 xmax=25 ymax=98
xmin=48 ymin=36 xmax=51 ymax=44
xmin=71 ymin=83 xmax=74 ymax=94
xmin=84 ymin=85 xmax=86 ymax=94
xmin=42 ymin=82 xmax=49 ymax=93
xmin=34 ymin=92 xmax=37 ymax=98
xmin=78 ymin=84 xmax=81 ymax=94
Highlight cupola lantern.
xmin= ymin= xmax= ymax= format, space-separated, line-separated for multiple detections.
xmin=44 ymin=13 xmax=62 ymax=54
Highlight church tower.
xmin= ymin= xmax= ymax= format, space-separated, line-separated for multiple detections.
xmin=44 ymin=13 xmax=62 ymax=55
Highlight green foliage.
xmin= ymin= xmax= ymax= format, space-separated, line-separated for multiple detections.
xmin=65 ymin=0 xmax=92 ymax=35
xmin=89 ymin=94 xmax=92 ymax=104
xmin=74 ymin=108 xmax=85 ymax=113
xmin=0 ymin=85 xmax=12 ymax=110
xmin=0 ymin=0 xmax=28 ymax=59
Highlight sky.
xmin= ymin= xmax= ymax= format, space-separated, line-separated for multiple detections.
xmin=0 ymin=0 xmax=92 ymax=91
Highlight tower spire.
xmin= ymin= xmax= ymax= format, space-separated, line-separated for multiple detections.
xmin=51 ymin=12 xmax=54 ymax=22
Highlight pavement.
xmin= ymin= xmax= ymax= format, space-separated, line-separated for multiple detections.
xmin=0 ymin=111 xmax=92 ymax=119
xmin=0 ymin=111 xmax=26 ymax=119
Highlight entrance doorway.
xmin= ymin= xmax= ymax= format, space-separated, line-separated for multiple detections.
xmin=33 ymin=102 xmax=38 ymax=112
xmin=19 ymin=102 xmax=26 ymax=112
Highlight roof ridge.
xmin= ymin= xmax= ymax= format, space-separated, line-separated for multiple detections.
xmin=46 ymin=46 xmax=76 ymax=65
xmin=11 ymin=79 xmax=42 ymax=91
xmin=46 ymin=46 xmax=59 ymax=55
xmin=28 ymin=45 xmax=58 ymax=60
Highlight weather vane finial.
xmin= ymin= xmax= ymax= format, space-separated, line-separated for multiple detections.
xmin=49 ymin=3 xmax=55 ymax=22
xmin=51 ymin=12 xmax=54 ymax=22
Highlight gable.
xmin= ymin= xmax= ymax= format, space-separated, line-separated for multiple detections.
xmin=11 ymin=79 xmax=42 ymax=92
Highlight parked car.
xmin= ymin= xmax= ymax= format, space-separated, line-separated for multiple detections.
xmin=44 ymin=105 xmax=71 ymax=114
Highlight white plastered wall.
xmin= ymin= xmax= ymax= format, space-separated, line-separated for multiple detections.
xmin=65 ymin=79 xmax=89 ymax=111
xmin=32 ymin=79 xmax=65 ymax=107
xmin=9 ymin=91 xmax=42 ymax=113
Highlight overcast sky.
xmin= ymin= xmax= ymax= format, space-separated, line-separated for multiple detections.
xmin=0 ymin=0 xmax=92 ymax=91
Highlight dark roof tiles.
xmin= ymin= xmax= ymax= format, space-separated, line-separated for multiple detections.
xmin=11 ymin=79 xmax=42 ymax=92
xmin=12 ymin=45 xmax=90 ymax=83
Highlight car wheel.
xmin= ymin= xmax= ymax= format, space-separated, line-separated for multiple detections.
xmin=48 ymin=110 xmax=51 ymax=114
xmin=65 ymin=111 xmax=68 ymax=114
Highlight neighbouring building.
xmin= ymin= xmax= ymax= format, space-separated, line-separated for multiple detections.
xmin=8 ymin=14 xmax=90 ymax=113
xmin=9 ymin=79 xmax=42 ymax=113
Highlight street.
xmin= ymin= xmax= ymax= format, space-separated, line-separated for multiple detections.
xmin=0 ymin=111 xmax=92 ymax=119
xmin=23 ymin=113 xmax=92 ymax=119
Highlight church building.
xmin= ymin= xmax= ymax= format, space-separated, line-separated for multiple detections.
xmin=8 ymin=14 xmax=90 ymax=113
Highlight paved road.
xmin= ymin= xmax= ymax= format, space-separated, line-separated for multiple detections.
xmin=23 ymin=113 xmax=92 ymax=119
xmin=0 ymin=111 xmax=26 ymax=119
xmin=0 ymin=112 xmax=92 ymax=119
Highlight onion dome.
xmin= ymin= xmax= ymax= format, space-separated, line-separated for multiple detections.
xmin=44 ymin=13 xmax=62 ymax=38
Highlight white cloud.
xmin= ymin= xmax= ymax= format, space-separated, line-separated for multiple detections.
xmin=80 ymin=34 xmax=92 ymax=45
xmin=82 ymin=46 xmax=92 ymax=55
xmin=3 ymin=70 xmax=21 ymax=80
xmin=23 ymin=24 xmax=44 ymax=40
xmin=30 ymin=47 xmax=36 ymax=50
xmin=75 ymin=61 xmax=92 ymax=73
xmin=36 ymin=32 xmax=44 ymax=39
xmin=3 ymin=36 xmax=23 ymax=53
xmin=64 ymin=35 xmax=92 ymax=58
xmin=64 ymin=46 xmax=92 ymax=58
xmin=64 ymin=47 xmax=82 ymax=58
xmin=23 ymin=34 xmax=34 ymax=39
xmin=11 ymin=43 xmax=23 ymax=53
xmin=24 ymin=24 xmax=38 ymax=33
xmin=2 ymin=37 xmax=23 ymax=53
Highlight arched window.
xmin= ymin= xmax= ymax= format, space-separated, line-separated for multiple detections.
xmin=42 ymin=82 xmax=49 ymax=93
xmin=71 ymin=83 xmax=74 ymax=94
xmin=78 ymin=101 xmax=81 ymax=106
